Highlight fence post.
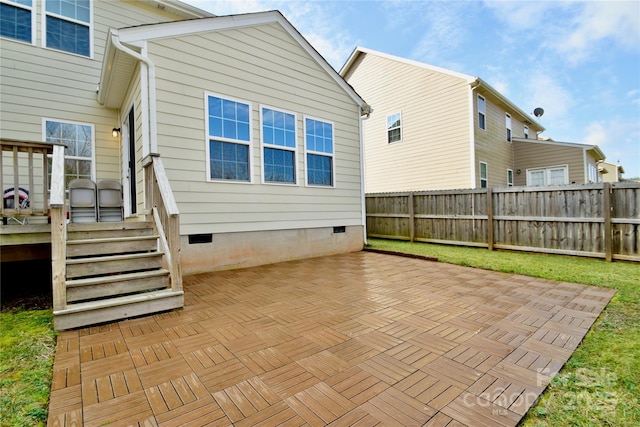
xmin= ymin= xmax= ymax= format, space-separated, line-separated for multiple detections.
xmin=486 ymin=187 xmax=494 ymax=251
xmin=603 ymin=182 xmax=612 ymax=262
xmin=408 ymin=192 xmax=415 ymax=242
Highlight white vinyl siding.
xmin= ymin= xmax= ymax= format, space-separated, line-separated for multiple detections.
xmin=526 ymin=165 xmax=568 ymax=186
xmin=147 ymin=23 xmax=362 ymax=234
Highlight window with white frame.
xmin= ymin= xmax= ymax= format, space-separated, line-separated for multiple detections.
xmin=45 ymin=119 xmax=94 ymax=187
xmin=588 ymin=163 xmax=599 ymax=183
xmin=1 ymin=0 xmax=34 ymax=43
xmin=261 ymin=106 xmax=296 ymax=184
xmin=206 ymin=94 xmax=251 ymax=182
xmin=44 ymin=0 xmax=91 ymax=57
xmin=524 ymin=125 xmax=529 ymax=139
xmin=480 ymin=161 xmax=488 ymax=188
xmin=477 ymin=95 xmax=486 ymax=130
xmin=305 ymin=117 xmax=334 ymax=186
xmin=505 ymin=113 xmax=512 ymax=142
xmin=507 ymin=169 xmax=514 ymax=187
xmin=387 ymin=112 xmax=401 ymax=143
xmin=526 ymin=166 xmax=568 ymax=186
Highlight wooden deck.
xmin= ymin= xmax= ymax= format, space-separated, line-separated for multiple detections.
xmin=47 ymin=251 xmax=615 ymax=427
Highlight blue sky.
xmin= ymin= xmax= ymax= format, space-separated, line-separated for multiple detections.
xmin=185 ymin=0 xmax=640 ymax=178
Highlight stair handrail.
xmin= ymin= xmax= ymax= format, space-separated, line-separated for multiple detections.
xmin=143 ymin=154 xmax=181 ymax=292
xmin=50 ymin=144 xmax=67 ymax=312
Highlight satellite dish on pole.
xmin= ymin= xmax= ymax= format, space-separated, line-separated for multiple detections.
xmin=533 ymin=107 xmax=544 ymax=118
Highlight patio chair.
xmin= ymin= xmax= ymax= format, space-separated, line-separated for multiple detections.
xmin=2 ymin=187 xmax=30 ymax=225
xmin=69 ymin=179 xmax=97 ymax=223
xmin=97 ymin=180 xmax=123 ymax=222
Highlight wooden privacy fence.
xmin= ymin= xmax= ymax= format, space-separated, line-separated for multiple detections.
xmin=366 ymin=182 xmax=640 ymax=262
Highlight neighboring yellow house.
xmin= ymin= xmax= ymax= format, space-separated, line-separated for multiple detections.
xmin=341 ymin=47 xmax=607 ymax=192
xmin=598 ymin=160 xmax=625 ymax=182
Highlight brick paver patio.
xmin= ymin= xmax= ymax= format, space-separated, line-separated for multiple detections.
xmin=48 ymin=251 xmax=615 ymax=426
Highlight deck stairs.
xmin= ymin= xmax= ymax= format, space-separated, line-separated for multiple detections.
xmin=53 ymin=221 xmax=183 ymax=330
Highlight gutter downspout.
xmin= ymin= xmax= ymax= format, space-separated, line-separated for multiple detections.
xmin=359 ymin=104 xmax=372 ymax=246
xmin=110 ymin=34 xmax=158 ymax=157
xmin=469 ymin=79 xmax=480 ymax=188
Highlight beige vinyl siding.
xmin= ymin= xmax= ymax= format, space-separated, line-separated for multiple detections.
xmin=513 ymin=141 xmax=586 ymax=185
xmin=474 ymin=90 xmax=514 ymax=187
xmin=147 ymin=23 xmax=363 ymax=235
xmin=345 ymin=53 xmax=471 ymax=192
xmin=0 ymin=0 xmax=194 ymax=184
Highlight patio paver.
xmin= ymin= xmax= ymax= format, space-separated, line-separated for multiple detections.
xmin=47 ymin=251 xmax=615 ymax=426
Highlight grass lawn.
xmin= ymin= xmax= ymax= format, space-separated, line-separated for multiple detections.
xmin=0 ymin=304 xmax=55 ymax=427
xmin=368 ymin=238 xmax=639 ymax=426
xmin=1 ymin=241 xmax=637 ymax=426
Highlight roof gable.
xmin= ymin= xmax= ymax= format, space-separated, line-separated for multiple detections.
xmin=99 ymin=11 xmax=366 ymax=109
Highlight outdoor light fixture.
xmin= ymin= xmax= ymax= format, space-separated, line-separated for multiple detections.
xmin=516 ymin=169 xmax=521 ymax=174
xmin=112 ymin=127 xmax=121 ymax=137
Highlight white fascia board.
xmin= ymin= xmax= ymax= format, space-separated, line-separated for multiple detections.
xmin=340 ymin=46 xmax=477 ymax=83
xmin=118 ymin=11 xmax=366 ymax=109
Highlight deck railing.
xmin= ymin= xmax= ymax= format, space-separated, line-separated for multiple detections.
xmin=49 ymin=144 xmax=67 ymax=312
xmin=143 ymin=153 xmax=182 ymax=292
xmin=0 ymin=139 xmax=62 ymax=220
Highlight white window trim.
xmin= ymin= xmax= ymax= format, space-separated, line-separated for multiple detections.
xmin=526 ymin=165 xmax=569 ymax=186
xmin=507 ymin=169 xmax=514 ymax=187
xmin=41 ymin=0 xmax=94 ymax=58
xmin=0 ymin=0 xmax=36 ymax=45
xmin=477 ymin=95 xmax=486 ymax=131
xmin=386 ymin=111 xmax=402 ymax=144
xmin=505 ymin=113 xmax=512 ymax=142
xmin=304 ymin=115 xmax=336 ymax=188
xmin=260 ymin=104 xmax=298 ymax=186
xmin=204 ymin=91 xmax=253 ymax=184
xmin=480 ymin=161 xmax=488 ymax=188
xmin=524 ymin=125 xmax=529 ymax=139
xmin=42 ymin=117 xmax=96 ymax=181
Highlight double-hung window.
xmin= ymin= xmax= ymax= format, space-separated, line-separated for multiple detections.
xmin=387 ymin=112 xmax=401 ymax=143
xmin=505 ymin=113 xmax=512 ymax=142
xmin=206 ymin=94 xmax=251 ymax=182
xmin=261 ymin=107 xmax=296 ymax=184
xmin=524 ymin=125 xmax=529 ymax=139
xmin=480 ymin=161 xmax=488 ymax=188
xmin=44 ymin=0 xmax=91 ymax=57
xmin=1 ymin=0 xmax=34 ymax=43
xmin=45 ymin=119 xmax=94 ymax=187
xmin=305 ymin=117 xmax=334 ymax=187
xmin=477 ymin=95 xmax=486 ymax=130
xmin=526 ymin=166 xmax=568 ymax=186
xmin=507 ymin=169 xmax=514 ymax=187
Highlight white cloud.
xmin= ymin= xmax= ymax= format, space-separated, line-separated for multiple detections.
xmin=526 ymin=71 xmax=575 ymax=124
xmin=582 ymin=119 xmax=640 ymax=177
xmin=557 ymin=1 xmax=640 ymax=64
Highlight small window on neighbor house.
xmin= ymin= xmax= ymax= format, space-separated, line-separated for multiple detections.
xmin=206 ymin=94 xmax=251 ymax=182
xmin=507 ymin=169 xmax=514 ymax=187
xmin=0 ymin=0 xmax=33 ymax=43
xmin=480 ymin=161 xmax=488 ymax=188
xmin=387 ymin=112 xmax=401 ymax=143
xmin=261 ymin=107 xmax=296 ymax=184
xmin=505 ymin=114 xmax=512 ymax=142
xmin=45 ymin=0 xmax=91 ymax=57
xmin=524 ymin=125 xmax=529 ymax=139
xmin=477 ymin=95 xmax=486 ymax=130
xmin=526 ymin=166 xmax=568 ymax=186
xmin=305 ymin=117 xmax=334 ymax=186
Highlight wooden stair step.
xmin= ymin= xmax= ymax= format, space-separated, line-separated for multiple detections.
xmin=53 ymin=289 xmax=184 ymax=330
xmin=66 ymin=269 xmax=170 ymax=302
xmin=67 ymin=221 xmax=155 ymax=239
xmin=67 ymin=235 xmax=158 ymax=257
xmin=66 ymin=252 xmax=164 ymax=279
